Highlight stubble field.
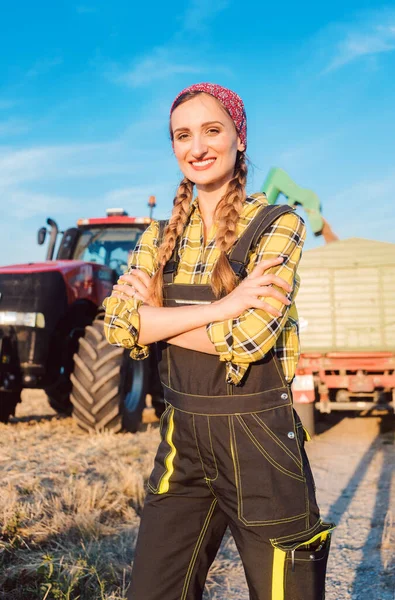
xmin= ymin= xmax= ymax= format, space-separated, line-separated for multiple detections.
xmin=0 ymin=390 xmax=394 ymax=599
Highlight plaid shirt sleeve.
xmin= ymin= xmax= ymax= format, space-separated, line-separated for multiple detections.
xmin=102 ymin=221 xmax=159 ymax=360
xmin=207 ymin=212 xmax=306 ymax=385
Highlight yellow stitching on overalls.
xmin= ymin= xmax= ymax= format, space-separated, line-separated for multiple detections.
xmin=289 ymin=407 xmax=304 ymax=475
xmin=236 ymin=416 xmax=304 ymax=482
xmin=206 ymin=416 xmax=219 ymax=482
xmin=290 ymin=407 xmax=311 ymax=528
xmin=158 ymin=403 xmax=171 ymax=435
xmin=192 ymin=414 xmax=210 ymax=482
xmin=206 ymin=479 xmax=217 ymax=498
xmin=162 ymin=381 xmax=289 ymax=400
xmin=229 ymin=416 xmax=243 ymax=521
xmin=148 ymin=407 xmax=176 ymax=494
xmin=229 ymin=416 xmax=306 ymax=526
xmin=180 ymin=498 xmax=218 ymax=600
xmin=282 ymin=527 xmax=334 ymax=553
xmin=270 ymin=518 xmax=323 ymax=545
xmin=251 ymin=413 xmax=302 ymax=469
xmin=160 ymin=393 xmax=291 ymax=417
xmin=239 ymin=512 xmax=307 ymax=527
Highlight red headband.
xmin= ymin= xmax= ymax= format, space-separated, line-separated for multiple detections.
xmin=170 ymin=82 xmax=247 ymax=148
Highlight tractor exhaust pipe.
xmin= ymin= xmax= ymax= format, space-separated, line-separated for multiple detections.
xmin=46 ymin=218 xmax=59 ymax=261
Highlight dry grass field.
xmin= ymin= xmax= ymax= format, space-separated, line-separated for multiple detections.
xmin=1 ymin=390 xmax=394 ymax=599
xmin=0 ymin=392 xmax=244 ymax=599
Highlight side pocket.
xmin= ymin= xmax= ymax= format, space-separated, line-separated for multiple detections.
xmin=229 ymin=414 xmax=307 ymax=526
xmin=148 ymin=406 xmax=176 ymax=495
xmin=271 ymin=523 xmax=335 ymax=600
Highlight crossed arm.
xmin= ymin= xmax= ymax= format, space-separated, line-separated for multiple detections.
xmin=103 ymin=212 xmax=305 ymax=360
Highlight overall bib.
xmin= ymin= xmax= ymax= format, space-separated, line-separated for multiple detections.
xmin=128 ymin=205 xmax=334 ymax=600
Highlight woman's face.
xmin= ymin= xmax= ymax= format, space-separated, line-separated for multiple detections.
xmin=171 ymin=93 xmax=245 ymax=191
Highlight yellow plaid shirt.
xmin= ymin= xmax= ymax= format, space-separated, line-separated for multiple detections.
xmin=103 ymin=193 xmax=306 ymax=385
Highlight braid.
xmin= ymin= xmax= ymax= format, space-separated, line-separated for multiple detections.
xmin=152 ymin=177 xmax=194 ymax=306
xmin=211 ymin=152 xmax=248 ymax=298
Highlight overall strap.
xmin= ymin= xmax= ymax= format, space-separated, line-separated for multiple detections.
xmin=155 ymin=219 xmax=178 ymax=284
xmin=156 ymin=220 xmax=180 ymax=284
xmin=161 ymin=203 xmax=296 ymax=284
xmin=228 ymin=204 xmax=296 ymax=280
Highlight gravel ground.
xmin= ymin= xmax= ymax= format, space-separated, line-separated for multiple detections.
xmin=1 ymin=392 xmax=394 ymax=599
xmin=307 ymin=414 xmax=394 ymax=600
xmin=208 ymin=412 xmax=395 ymax=600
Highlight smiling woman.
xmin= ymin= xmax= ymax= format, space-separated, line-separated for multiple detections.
xmin=102 ymin=82 xmax=334 ymax=600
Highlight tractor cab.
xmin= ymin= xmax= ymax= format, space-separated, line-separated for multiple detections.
xmin=72 ymin=211 xmax=151 ymax=277
xmin=41 ymin=209 xmax=152 ymax=278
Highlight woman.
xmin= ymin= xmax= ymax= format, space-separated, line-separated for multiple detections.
xmin=103 ymin=83 xmax=334 ymax=600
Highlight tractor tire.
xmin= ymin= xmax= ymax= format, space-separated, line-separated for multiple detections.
xmin=0 ymin=390 xmax=21 ymax=423
xmin=70 ymin=319 xmax=147 ymax=433
xmin=45 ymin=378 xmax=73 ymax=415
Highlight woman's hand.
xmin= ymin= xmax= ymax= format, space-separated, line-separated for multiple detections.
xmin=212 ymin=257 xmax=292 ymax=321
xmin=111 ymin=269 xmax=155 ymax=306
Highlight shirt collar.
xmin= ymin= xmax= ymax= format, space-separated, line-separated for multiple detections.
xmin=189 ymin=193 xmax=267 ymax=218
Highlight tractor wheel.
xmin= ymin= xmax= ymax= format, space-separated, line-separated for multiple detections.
xmin=0 ymin=390 xmax=21 ymax=423
xmin=70 ymin=319 xmax=147 ymax=433
xmin=45 ymin=378 xmax=73 ymax=415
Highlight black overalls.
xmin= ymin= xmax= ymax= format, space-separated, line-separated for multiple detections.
xmin=128 ymin=205 xmax=334 ymax=600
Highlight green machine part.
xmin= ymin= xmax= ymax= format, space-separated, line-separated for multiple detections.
xmin=262 ymin=167 xmax=324 ymax=236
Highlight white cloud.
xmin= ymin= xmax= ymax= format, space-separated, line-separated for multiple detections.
xmin=109 ymin=47 xmax=205 ymax=88
xmin=183 ymin=0 xmax=230 ymax=32
xmin=104 ymin=186 xmax=161 ymax=204
xmin=323 ymin=13 xmax=395 ymax=73
xmin=0 ymin=100 xmax=17 ymax=110
xmin=27 ymin=57 xmax=63 ymax=78
xmin=106 ymin=0 xmax=231 ymax=88
xmin=324 ymin=170 xmax=395 ymax=241
xmin=0 ymin=137 xmax=174 ymax=227
xmin=275 ymin=131 xmax=341 ymax=169
xmin=0 ymin=119 xmax=30 ymax=136
xmin=3 ymin=189 xmax=77 ymax=219
xmin=0 ymin=142 xmax=123 ymax=187
xmin=330 ymin=170 xmax=395 ymax=205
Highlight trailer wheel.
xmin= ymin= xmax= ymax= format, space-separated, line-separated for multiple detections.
xmin=0 ymin=390 xmax=21 ymax=423
xmin=294 ymin=402 xmax=316 ymax=437
xmin=70 ymin=319 xmax=146 ymax=433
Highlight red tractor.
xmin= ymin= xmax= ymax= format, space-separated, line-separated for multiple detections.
xmin=0 ymin=202 xmax=163 ymax=431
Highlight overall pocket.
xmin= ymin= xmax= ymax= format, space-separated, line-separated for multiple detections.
xmin=272 ymin=524 xmax=335 ymax=600
xmin=229 ymin=405 xmax=308 ymax=526
xmin=147 ymin=404 xmax=176 ymax=495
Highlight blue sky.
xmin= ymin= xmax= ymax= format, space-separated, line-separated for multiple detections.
xmin=1 ymin=0 xmax=394 ymax=264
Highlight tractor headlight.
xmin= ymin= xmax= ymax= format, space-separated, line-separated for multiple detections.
xmin=0 ymin=311 xmax=45 ymax=328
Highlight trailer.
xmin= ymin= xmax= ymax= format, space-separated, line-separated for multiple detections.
xmin=292 ymin=237 xmax=395 ymax=434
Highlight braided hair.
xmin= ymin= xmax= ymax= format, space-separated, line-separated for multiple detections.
xmin=151 ymin=91 xmax=248 ymax=305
